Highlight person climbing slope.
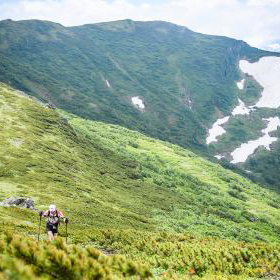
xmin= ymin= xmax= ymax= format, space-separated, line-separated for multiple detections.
xmin=39 ymin=204 xmax=66 ymax=241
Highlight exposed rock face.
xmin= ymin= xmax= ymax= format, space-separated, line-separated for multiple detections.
xmin=0 ymin=197 xmax=35 ymax=209
xmin=46 ymin=102 xmax=56 ymax=109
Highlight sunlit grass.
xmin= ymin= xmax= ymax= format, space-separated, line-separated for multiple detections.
xmin=1 ymin=83 xmax=280 ymax=278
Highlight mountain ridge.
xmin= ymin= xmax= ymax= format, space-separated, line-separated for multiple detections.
xmin=1 ymin=18 xmax=280 ymax=187
xmin=3 ymin=17 xmax=280 ymax=53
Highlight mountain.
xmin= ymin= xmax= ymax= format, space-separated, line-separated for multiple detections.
xmin=1 ymin=19 xmax=280 ymax=188
xmin=2 ymin=83 xmax=280 ymax=237
xmin=0 ymin=18 xmax=278 ymax=155
xmin=2 ymin=17 xmax=280 ymax=279
xmin=2 ymin=82 xmax=280 ymax=278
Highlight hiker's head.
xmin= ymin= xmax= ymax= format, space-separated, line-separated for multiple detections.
xmin=49 ymin=204 xmax=56 ymax=212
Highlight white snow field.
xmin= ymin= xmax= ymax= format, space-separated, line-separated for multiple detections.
xmin=131 ymin=96 xmax=145 ymax=110
xmin=232 ymin=99 xmax=253 ymax=116
xmin=237 ymin=79 xmax=245 ymax=90
xmin=230 ymin=117 xmax=280 ymax=164
xmin=206 ymin=116 xmax=230 ymax=144
xmin=239 ymin=57 xmax=280 ymax=108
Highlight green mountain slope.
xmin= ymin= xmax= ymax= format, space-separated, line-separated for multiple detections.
xmin=1 ymin=83 xmax=280 ymax=242
xmin=2 ymin=84 xmax=280 ymax=278
xmin=0 ymin=18 xmax=278 ymax=157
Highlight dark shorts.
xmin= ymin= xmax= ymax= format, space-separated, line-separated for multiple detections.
xmin=46 ymin=222 xmax=59 ymax=234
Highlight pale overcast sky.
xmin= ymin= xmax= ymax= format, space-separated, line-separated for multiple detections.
xmin=0 ymin=0 xmax=279 ymax=51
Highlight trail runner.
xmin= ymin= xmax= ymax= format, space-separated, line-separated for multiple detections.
xmin=40 ymin=204 xmax=66 ymax=241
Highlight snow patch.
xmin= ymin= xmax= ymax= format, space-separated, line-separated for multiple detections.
xmin=230 ymin=117 xmax=280 ymax=164
xmin=131 ymin=96 xmax=145 ymax=110
xmin=239 ymin=57 xmax=280 ymax=108
xmin=232 ymin=99 xmax=253 ymax=116
xmin=237 ymin=79 xmax=245 ymax=90
xmin=207 ymin=98 xmax=252 ymax=145
xmin=206 ymin=116 xmax=230 ymax=144
xmin=105 ymin=80 xmax=111 ymax=88
xmin=188 ymin=99 xmax=192 ymax=110
xmin=207 ymin=56 xmax=280 ymax=146
xmin=185 ymin=96 xmax=192 ymax=109
xmin=214 ymin=155 xmax=224 ymax=160
xmin=207 ymin=99 xmax=254 ymax=145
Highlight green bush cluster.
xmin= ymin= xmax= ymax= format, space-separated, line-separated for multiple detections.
xmin=0 ymin=232 xmax=151 ymax=279
xmin=85 ymin=229 xmax=280 ymax=279
xmin=1 ymin=229 xmax=279 ymax=279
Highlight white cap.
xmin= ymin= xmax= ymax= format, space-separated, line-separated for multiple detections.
xmin=49 ymin=204 xmax=56 ymax=211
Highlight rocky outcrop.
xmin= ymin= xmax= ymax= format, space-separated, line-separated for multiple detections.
xmin=0 ymin=197 xmax=35 ymax=209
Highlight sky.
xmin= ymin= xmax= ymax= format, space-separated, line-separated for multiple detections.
xmin=0 ymin=0 xmax=279 ymax=51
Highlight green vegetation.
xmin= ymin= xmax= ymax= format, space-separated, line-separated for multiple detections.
xmin=237 ymin=76 xmax=263 ymax=105
xmin=244 ymin=126 xmax=280 ymax=187
xmin=0 ymin=232 xmax=151 ymax=279
xmin=1 ymin=84 xmax=280 ymax=278
xmin=2 ymin=18 xmax=280 ymax=189
xmin=0 ymin=18 xmax=277 ymax=158
xmin=208 ymin=112 xmax=265 ymax=155
xmin=1 ymin=230 xmax=280 ymax=279
xmin=209 ymin=104 xmax=280 ymax=188
xmin=67 ymin=112 xmax=280 ymax=242
xmin=88 ymin=229 xmax=280 ymax=279
xmin=208 ymin=73 xmax=280 ymax=188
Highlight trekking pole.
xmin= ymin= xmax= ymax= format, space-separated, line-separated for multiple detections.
xmin=65 ymin=218 xmax=69 ymax=244
xmin=38 ymin=211 xmax=43 ymax=242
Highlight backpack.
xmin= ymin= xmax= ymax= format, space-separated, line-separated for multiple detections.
xmin=47 ymin=210 xmax=60 ymax=225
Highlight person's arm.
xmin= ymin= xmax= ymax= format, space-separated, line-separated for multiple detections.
xmin=58 ymin=211 xmax=64 ymax=218
xmin=42 ymin=211 xmax=49 ymax=217
xmin=58 ymin=211 xmax=68 ymax=223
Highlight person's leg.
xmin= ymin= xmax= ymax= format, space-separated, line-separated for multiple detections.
xmin=52 ymin=224 xmax=59 ymax=239
xmin=47 ymin=231 xmax=54 ymax=241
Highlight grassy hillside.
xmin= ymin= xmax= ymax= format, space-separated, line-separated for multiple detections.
xmin=2 ymin=83 xmax=280 ymax=278
xmin=1 ymin=82 xmax=280 ymax=240
xmin=0 ymin=18 xmax=277 ymax=157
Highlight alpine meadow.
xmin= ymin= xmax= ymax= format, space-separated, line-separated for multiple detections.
xmin=1 ymin=17 xmax=280 ymax=279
